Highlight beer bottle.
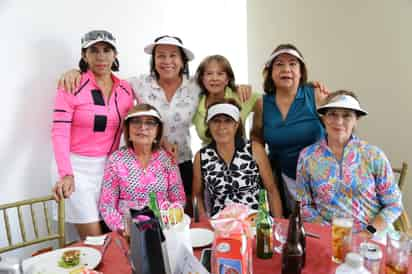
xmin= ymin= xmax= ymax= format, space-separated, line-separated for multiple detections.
xmin=149 ymin=191 xmax=164 ymax=227
xmin=281 ymin=204 xmax=304 ymax=274
xmin=256 ymin=189 xmax=274 ymax=259
xmin=295 ymin=201 xmax=306 ymax=267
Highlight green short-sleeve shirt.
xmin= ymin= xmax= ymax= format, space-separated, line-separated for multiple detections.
xmin=192 ymin=87 xmax=261 ymax=144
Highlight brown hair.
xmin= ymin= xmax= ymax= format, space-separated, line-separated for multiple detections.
xmin=205 ymin=98 xmax=244 ymax=140
xmin=195 ymin=55 xmax=236 ymax=94
xmin=262 ymin=43 xmax=308 ymax=94
xmin=123 ymin=104 xmax=163 ymax=150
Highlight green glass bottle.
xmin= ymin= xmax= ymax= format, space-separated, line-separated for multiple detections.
xmin=256 ymin=189 xmax=274 ymax=259
xmin=148 ymin=192 xmax=163 ymax=227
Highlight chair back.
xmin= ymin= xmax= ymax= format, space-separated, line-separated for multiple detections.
xmin=393 ymin=162 xmax=408 ymax=191
xmin=392 ymin=162 xmax=409 ymax=233
xmin=0 ymin=195 xmax=65 ymax=254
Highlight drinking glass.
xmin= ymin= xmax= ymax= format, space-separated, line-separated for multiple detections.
xmin=273 ymin=222 xmax=287 ymax=253
xmin=385 ymin=231 xmax=409 ymax=274
xmin=331 ymin=216 xmax=353 ymax=263
xmin=122 ymin=211 xmax=132 ymax=244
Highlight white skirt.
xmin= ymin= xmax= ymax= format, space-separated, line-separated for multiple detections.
xmin=51 ymin=153 xmax=107 ymax=224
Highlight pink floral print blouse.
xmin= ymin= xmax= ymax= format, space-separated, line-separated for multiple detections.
xmin=99 ymin=146 xmax=186 ymax=231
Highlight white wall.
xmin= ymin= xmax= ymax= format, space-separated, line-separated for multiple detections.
xmin=0 ymin=0 xmax=247 ymax=257
xmin=247 ymin=0 xmax=412 ymax=212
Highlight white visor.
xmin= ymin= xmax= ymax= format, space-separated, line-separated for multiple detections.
xmin=317 ymin=95 xmax=368 ymax=116
xmin=206 ymin=103 xmax=240 ymax=123
xmin=125 ymin=109 xmax=162 ymax=121
xmin=144 ymin=36 xmax=194 ymax=61
xmin=265 ymin=48 xmax=305 ymax=67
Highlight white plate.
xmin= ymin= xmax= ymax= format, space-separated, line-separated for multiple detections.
xmin=23 ymin=246 xmax=102 ymax=274
xmin=190 ymin=228 xmax=214 ymax=248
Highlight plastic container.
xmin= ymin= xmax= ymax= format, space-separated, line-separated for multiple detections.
xmin=335 ymin=253 xmax=371 ymax=274
xmin=359 ymin=242 xmax=382 ymax=274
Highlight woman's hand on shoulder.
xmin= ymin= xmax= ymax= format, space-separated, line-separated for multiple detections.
xmin=236 ymin=84 xmax=252 ymax=102
xmin=311 ymin=80 xmax=330 ymax=107
xmin=161 ymin=139 xmax=179 ymax=161
xmin=57 ymin=69 xmax=82 ymax=93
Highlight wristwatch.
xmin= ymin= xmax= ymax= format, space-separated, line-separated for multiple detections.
xmin=366 ymin=224 xmax=377 ymax=235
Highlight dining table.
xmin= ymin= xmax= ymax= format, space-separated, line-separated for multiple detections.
xmin=70 ymin=218 xmax=412 ymax=274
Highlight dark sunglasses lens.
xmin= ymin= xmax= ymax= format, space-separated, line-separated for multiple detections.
xmin=84 ymin=31 xmax=114 ymax=42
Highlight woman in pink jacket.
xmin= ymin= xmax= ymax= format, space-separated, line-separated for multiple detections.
xmin=51 ymin=30 xmax=134 ymax=238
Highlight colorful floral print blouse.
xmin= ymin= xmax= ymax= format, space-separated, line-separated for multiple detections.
xmin=296 ymin=135 xmax=402 ymax=232
xmin=99 ymin=147 xmax=186 ymax=231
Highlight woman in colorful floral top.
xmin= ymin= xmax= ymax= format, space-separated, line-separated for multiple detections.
xmin=296 ymin=90 xmax=402 ymax=239
xmin=99 ymin=104 xmax=185 ymax=231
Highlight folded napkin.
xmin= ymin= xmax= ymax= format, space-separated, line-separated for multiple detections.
xmin=84 ymin=235 xmax=107 ymax=246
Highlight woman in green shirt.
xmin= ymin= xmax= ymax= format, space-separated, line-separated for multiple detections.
xmin=193 ymin=55 xmax=261 ymax=144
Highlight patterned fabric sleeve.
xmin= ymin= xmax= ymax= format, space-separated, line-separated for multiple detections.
xmin=99 ymin=155 xmax=123 ymax=231
xmin=372 ymin=147 xmax=403 ymax=225
xmin=296 ymin=149 xmax=326 ymax=224
xmin=51 ymin=88 xmax=75 ymax=178
xmin=166 ymin=155 xmax=186 ymax=207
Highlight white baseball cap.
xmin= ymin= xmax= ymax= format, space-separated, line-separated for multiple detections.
xmin=144 ymin=35 xmax=194 ymax=61
xmin=81 ymin=30 xmax=117 ymax=50
xmin=206 ymin=103 xmax=240 ymax=123
xmin=317 ymin=95 xmax=368 ymax=116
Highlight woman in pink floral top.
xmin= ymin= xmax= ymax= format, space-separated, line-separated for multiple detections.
xmin=99 ymin=104 xmax=186 ymax=231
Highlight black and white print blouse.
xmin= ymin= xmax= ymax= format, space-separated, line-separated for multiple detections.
xmin=200 ymin=139 xmax=262 ymax=216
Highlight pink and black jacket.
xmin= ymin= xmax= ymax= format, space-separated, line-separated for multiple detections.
xmin=51 ymin=70 xmax=135 ymax=179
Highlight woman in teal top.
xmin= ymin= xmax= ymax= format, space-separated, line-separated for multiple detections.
xmin=193 ymin=55 xmax=261 ymax=144
xmin=251 ymin=44 xmax=327 ymax=214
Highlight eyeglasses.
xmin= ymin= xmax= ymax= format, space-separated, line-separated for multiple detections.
xmin=129 ymin=118 xmax=159 ymax=129
xmin=154 ymin=35 xmax=183 ymax=44
xmin=81 ymin=30 xmax=116 ymax=44
xmin=324 ymin=110 xmax=356 ymax=122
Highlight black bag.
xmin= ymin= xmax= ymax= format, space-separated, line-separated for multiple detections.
xmin=129 ymin=207 xmax=171 ymax=274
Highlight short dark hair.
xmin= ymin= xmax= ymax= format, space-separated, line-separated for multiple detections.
xmin=149 ymin=45 xmax=190 ymax=80
xmin=195 ymin=55 xmax=236 ymax=94
xmin=205 ymin=98 xmax=244 ymax=140
xmin=78 ymin=44 xmax=119 ymax=73
xmin=123 ymin=104 xmax=163 ymax=151
xmin=262 ymin=43 xmax=308 ymax=95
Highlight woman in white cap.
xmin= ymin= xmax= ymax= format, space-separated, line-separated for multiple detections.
xmin=251 ymin=43 xmax=328 ymax=215
xmin=99 ymin=104 xmax=185 ymax=231
xmin=51 ymin=30 xmax=135 ymax=238
xmin=296 ymin=90 xmax=402 ymax=240
xmin=57 ymin=35 xmax=250 ymax=214
xmin=192 ymin=99 xmax=283 ymax=217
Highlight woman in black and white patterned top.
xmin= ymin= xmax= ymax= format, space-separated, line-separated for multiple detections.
xmin=192 ymin=99 xmax=283 ymax=217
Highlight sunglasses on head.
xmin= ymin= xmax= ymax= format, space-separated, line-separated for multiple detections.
xmin=82 ymin=30 xmax=116 ymax=44
xmin=154 ymin=35 xmax=183 ymax=44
